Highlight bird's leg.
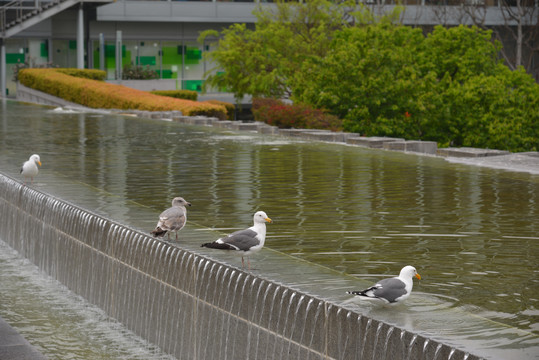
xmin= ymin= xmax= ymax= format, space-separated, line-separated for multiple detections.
xmin=176 ymin=232 xmax=178 ymax=240
xmin=247 ymin=258 xmax=251 ymax=270
xmin=241 ymin=257 xmax=245 ymax=269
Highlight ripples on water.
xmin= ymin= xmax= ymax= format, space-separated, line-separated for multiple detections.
xmin=0 ymin=102 xmax=538 ymax=344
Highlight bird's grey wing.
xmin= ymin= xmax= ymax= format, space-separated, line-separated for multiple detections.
xmin=222 ymin=229 xmax=260 ymax=251
xmin=371 ymin=278 xmax=407 ymax=303
xmin=158 ymin=207 xmax=186 ymax=231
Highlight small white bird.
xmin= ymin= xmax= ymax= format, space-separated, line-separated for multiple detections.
xmin=151 ymin=197 xmax=191 ymax=241
xmin=20 ymin=154 xmax=42 ymax=185
xmin=347 ymin=265 xmax=421 ymax=304
xmin=201 ymin=211 xmax=272 ymax=270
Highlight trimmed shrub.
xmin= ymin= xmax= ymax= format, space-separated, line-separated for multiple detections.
xmin=150 ymin=90 xmax=198 ymax=101
xmin=252 ymin=98 xmax=342 ymax=131
xmin=205 ymin=99 xmax=235 ymax=120
xmin=18 ymin=68 xmax=227 ymax=119
xmin=56 ymin=68 xmax=106 ymax=81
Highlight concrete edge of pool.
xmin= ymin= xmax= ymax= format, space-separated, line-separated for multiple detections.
xmin=0 ymin=173 xmax=484 ymax=360
xmin=17 ymin=83 xmax=534 ymax=162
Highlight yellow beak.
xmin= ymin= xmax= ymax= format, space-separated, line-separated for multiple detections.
xmin=38 ymin=161 xmax=42 ymax=166
xmin=415 ymin=273 xmax=421 ymax=280
xmin=265 ymin=217 xmax=272 ymax=223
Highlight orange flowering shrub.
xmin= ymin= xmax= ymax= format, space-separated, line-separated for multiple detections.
xmin=18 ymin=68 xmax=226 ymax=119
xmin=252 ymin=98 xmax=342 ymax=131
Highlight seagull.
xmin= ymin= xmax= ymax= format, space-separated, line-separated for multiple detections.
xmin=201 ymin=211 xmax=272 ymax=270
xmin=347 ymin=265 xmax=421 ymax=304
xmin=151 ymin=197 xmax=191 ymax=240
xmin=20 ymin=154 xmax=41 ymax=185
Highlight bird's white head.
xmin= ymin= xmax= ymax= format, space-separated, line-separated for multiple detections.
xmin=254 ymin=211 xmax=272 ymax=224
xmin=400 ymin=265 xmax=421 ymax=280
xmin=30 ymin=154 xmax=41 ymax=166
xmin=172 ymin=197 xmax=191 ymax=207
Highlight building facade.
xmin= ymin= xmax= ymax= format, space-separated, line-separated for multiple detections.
xmin=0 ymin=0 xmax=537 ymax=97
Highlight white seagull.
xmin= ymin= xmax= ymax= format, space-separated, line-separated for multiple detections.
xmin=20 ymin=154 xmax=42 ymax=185
xmin=347 ymin=265 xmax=421 ymax=304
xmin=151 ymin=197 xmax=191 ymax=240
xmin=201 ymin=211 xmax=272 ymax=270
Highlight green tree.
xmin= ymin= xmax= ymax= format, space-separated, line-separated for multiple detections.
xmin=199 ymin=0 xmax=387 ymax=101
xmin=293 ymin=22 xmax=427 ymax=138
xmin=294 ymin=24 xmax=539 ymax=151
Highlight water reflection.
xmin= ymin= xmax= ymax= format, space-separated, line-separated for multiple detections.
xmin=0 ymin=100 xmax=538 ymax=340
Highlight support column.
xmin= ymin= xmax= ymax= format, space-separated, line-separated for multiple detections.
xmin=99 ymin=33 xmax=105 ymax=71
xmin=77 ymin=5 xmax=84 ymax=69
xmin=0 ymin=39 xmax=6 ymax=98
xmin=115 ymin=31 xmax=122 ymax=80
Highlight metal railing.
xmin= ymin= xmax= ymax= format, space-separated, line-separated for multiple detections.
xmin=0 ymin=0 xmax=63 ymax=36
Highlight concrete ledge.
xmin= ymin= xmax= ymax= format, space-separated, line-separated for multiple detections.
xmin=0 ymin=317 xmax=47 ymax=360
xmin=16 ymin=83 xmax=93 ymax=110
xmin=384 ymin=140 xmax=438 ymax=154
xmin=437 ymin=147 xmax=511 ymax=158
xmin=346 ymin=136 xmax=405 ymax=148
xmin=17 ymin=86 xmax=531 ymax=166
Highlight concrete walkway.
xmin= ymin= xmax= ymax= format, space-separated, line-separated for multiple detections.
xmin=0 ymin=317 xmax=47 ymax=360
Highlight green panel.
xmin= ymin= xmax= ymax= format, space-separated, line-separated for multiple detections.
xmin=185 ymin=47 xmax=201 ymax=65
xmin=69 ymin=40 xmax=77 ymax=50
xmin=105 ymin=45 xmax=115 ymax=57
xmin=162 ymin=46 xmax=183 ymax=65
xmin=40 ymin=42 xmax=48 ymax=58
xmin=139 ymin=56 xmax=156 ymax=66
xmin=123 ymin=50 xmax=131 ymax=67
xmin=6 ymin=53 xmax=24 ymax=64
xmin=106 ymin=56 xmax=115 ymax=69
xmin=161 ymin=70 xmax=174 ymax=79
xmin=183 ymin=80 xmax=203 ymax=92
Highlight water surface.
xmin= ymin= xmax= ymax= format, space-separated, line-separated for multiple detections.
xmin=0 ymin=100 xmax=538 ymax=357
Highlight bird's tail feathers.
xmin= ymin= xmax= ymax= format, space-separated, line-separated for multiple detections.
xmin=347 ymin=287 xmax=376 ymax=297
xmin=151 ymin=227 xmax=167 ymax=237
xmin=201 ymin=242 xmax=236 ymax=250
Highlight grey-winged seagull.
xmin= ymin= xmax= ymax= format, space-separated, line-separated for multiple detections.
xmin=201 ymin=211 xmax=272 ymax=270
xmin=151 ymin=197 xmax=191 ymax=240
xmin=20 ymin=154 xmax=41 ymax=185
xmin=347 ymin=265 xmax=421 ymax=304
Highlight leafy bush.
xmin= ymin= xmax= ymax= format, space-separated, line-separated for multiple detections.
xmin=252 ymin=98 xmax=342 ymax=131
xmin=122 ymin=64 xmax=159 ymax=80
xmin=293 ymin=24 xmax=539 ymax=152
xmin=150 ymin=90 xmax=198 ymax=101
xmin=18 ymin=68 xmax=227 ymax=119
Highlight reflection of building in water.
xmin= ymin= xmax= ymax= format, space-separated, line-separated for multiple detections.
xmin=0 ymin=0 xmax=537 ymax=96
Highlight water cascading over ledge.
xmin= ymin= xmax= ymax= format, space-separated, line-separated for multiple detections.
xmin=0 ymin=173 xmax=480 ymax=360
